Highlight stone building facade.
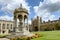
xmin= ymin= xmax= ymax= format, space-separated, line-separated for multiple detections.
xmin=0 ymin=20 xmax=28 ymax=34
xmin=0 ymin=16 xmax=60 ymax=34
xmin=0 ymin=20 xmax=14 ymax=34
xmin=29 ymin=16 xmax=60 ymax=31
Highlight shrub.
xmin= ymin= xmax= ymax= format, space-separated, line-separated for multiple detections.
xmin=27 ymin=37 xmax=31 ymax=40
xmin=31 ymin=36 xmax=35 ymax=39
xmin=34 ymin=33 xmax=41 ymax=38
xmin=21 ymin=35 xmax=27 ymax=40
xmin=16 ymin=37 xmax=20 ymax=40
xmin=10 ymin=34 xmax=41 ymax=40
xmin=35 ymin=34 xmax=38 ymax=38
xmin=15 ymin=35 xmax=27 ymax=40
xmin=10 ymin=37 xmax=16 ymax=40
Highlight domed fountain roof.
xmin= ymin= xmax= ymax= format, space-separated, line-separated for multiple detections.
xmin=14 ymin=4 xmax=28 ymax=14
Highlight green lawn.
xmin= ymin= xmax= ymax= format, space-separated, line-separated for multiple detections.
xmin=32 ymin=31 xmax=60 ymax=40
xmin=0 ymin=34 xmax=9 ymax=38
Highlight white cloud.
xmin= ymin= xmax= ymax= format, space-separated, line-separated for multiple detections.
xmin=28 ymin=20 xmax=31 ymax=24
xmin=24 ymin=19 xmax=31 ymax=24
xmin=0 ymin=0 xmax=31 ymax=14
xmin=42 ymin=13 xmax=55 ymax=21
xmin=0 ymin=0 xmax=31 ymax=21
xmin=34 ymin=0 xmax=60 ymax=21
xmin=0 ymin=15 xmax=13 ymax=21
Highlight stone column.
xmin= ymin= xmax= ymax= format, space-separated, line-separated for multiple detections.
xmin=24 ymin=18 xmax=25 ymax=28
xmin=16 ymin=19 xmax=18 ymax=32
xmin=27 ymin=17 xmax=29 ymax=31
xmin=5 ymin=23 xmax=6 ymax=30
xmin=14 ymin=17 xmax=17 ymax=32
xmin=5 ymin=23 xmax=9 ymax=34
xmin=26 ymin=19 xmax=27 ymax=29
xmin=24 ymin=19 xmax=26 ymax=29
xmin=9 ymin=24 xmax=10 ymax=30
xmin=38 ymin=20 xmax=40 ymax=31
xmin=16 ymin=18 xmax=18 ymax=32
xmin=1 ymin=23 xmax=2 ymax=34
xmin=23 ymin=15 xmax=24 ymax=31
xmin=5 ymin=22 xmax=7 ymax=30
xmin=12 ymin=24 xmax=13 ymax=31
xmin=4 ymin=22 xmax=7 ymax=34
xmin=14 ymin=20 xmax=15 ymax=32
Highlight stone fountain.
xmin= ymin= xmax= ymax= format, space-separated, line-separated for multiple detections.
xmin=7 ymin=4 xmax=34 ymax=39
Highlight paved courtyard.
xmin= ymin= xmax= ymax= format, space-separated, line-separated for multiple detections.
xmin=0 ymin=38 xmax=9 ymax=40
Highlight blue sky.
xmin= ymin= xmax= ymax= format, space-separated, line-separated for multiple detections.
xmin=0 ymin=0 xmax=60 ymax=24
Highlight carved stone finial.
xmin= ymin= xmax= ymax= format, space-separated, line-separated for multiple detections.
xmin=20 ymin=3 xmax=22 ymax=8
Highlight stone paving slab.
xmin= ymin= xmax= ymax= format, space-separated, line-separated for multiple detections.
xmin=0 ymin=38 xmax=10 ymax=40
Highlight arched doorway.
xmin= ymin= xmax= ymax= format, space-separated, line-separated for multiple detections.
xmin=34 ymin=26 xmax=38 ymax=31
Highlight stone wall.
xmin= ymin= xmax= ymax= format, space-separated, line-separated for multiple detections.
xmin=0 ymin=20 xmax=14 ymax=34
xmin=30 ymin=16 xmax=60 ymax=31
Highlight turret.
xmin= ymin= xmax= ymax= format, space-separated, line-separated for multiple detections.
xmin=40 ymin=17 xmax=42 ymax=24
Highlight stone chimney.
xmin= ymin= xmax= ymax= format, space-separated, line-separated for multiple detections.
xmin=48 ymin=20 xmax=51 ymax=23
xmin=43 ymin=21 xmax=45 ymax=23
xmin=59 ymin=17 xmax=60 ymax=20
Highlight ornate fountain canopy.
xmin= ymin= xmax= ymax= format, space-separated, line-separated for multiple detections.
xmin=14 ymin=4 xmax=28 ymax=14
